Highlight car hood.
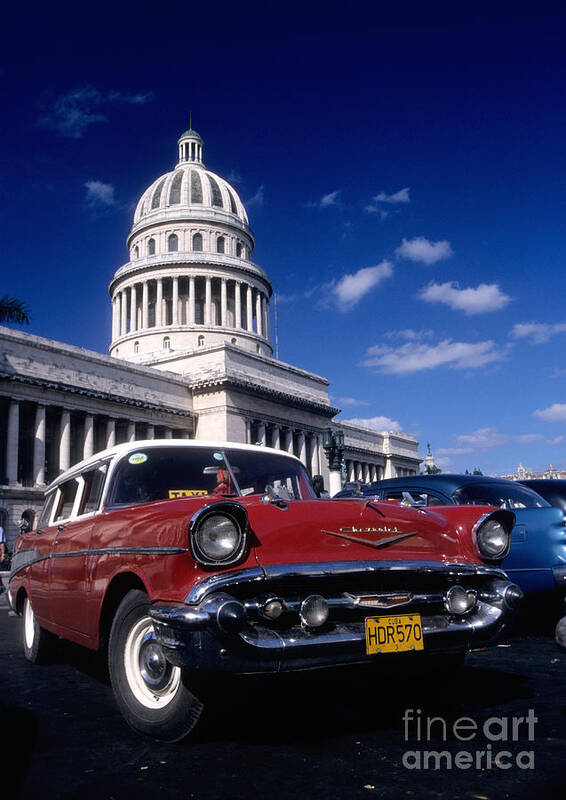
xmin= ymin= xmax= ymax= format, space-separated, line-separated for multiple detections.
xmin=245 ymin=498 xmax=483 ymax=567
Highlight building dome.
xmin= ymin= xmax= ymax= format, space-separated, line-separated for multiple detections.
xmin=133 ymin=132 xmax=249 ymax=227
xmin=109 ymin=128 xmax=273 ymax=364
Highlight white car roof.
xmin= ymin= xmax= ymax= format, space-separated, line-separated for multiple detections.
xmin=46 ymin=439 xmax=303 ymax=491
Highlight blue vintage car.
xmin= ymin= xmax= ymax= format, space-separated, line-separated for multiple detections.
xmin=335 ymin=474 xmax=566 ymax=600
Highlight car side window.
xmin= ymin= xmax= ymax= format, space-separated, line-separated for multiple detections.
xmin=54 ymin=478 xmax=79 ymax=521
xmin=79 ymin=464 xmax=109 ymax=516
xmin=423 ymin=493 xmax=445 ymax=507
xmin=38 ymin=491 xmax=58 ymax=528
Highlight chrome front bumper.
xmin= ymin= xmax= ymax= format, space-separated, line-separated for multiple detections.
xmin=149 ymin=561 xmax=522 ymax=674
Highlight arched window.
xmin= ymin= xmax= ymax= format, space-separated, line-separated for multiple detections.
xmin=227 ymin=189 xmax=237 ymax=215
xmin=208 ymin=175 xmax=223 ymax=208
xmin=193 ymin=233 xmax=203 ymax=251
xmin=168 ymin=233 xmax=178 ymax=252
xmin=151 ymin=177 xmax=167 ymax=209
xmin=148 ymin=238 xmax=156 ymax=255
xmin=134 ymin=341 xmax=140 ymax=353
xmin=231 ymin=337 xmax=237 ymax=345
xmin=236 ymin=242 xmax=243 ymax=258
xmin=198 ymin=335 xmax=205 ymax=347
xmin=191 ymin=171 xmax=203 ymax=203
xmin=216 ymin=236 xmax=225 ymax=254
xmin=163 ymin=336 xmax=171 ymax=350
xmin=169 ymin=171 xmax=183 ymax=204
xmin=134 ymin=245 xmax=139 ymax=259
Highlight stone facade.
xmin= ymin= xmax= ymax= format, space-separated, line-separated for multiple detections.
xmin=0 ymin=127 xmax=421 ymax=548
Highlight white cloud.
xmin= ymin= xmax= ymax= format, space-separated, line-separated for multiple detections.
xmin=335 ymin=397 xmax=369 ymax=407
xmin=307 ymin=189 xmax=341 ymax=209
xmin=343 ymin=415 xmax=402 ymax=432
xmin=373 ymin=187 xmax=410 ymax=204
xmin=246 ymin=185 xmax=265 ymax=208
xmin=549 ymin=436 xmax=565 ymax=445
xmin=39 ymin=86 xmax=153 ymax=138
xmin=331 ymin=261 xmax=393 ymax=311
xmin=515 ymin=433 xmax=544 ymax=443
xmin=437 ymin=447 xmax=474 ymax=455
xmin=510 ymin=321 xmax=566 ymax=344
xmin=534 ymin=403 xmax=566 ymax=422
xmin=455 ymin=427 xmax=508 ymax=449
xmin=419 ymin=281 xmax=511 ymax=315
xmin=84 ymin=180 xmax=115 ymax=206
xmin=396 ymin=237 xmax=453 ymax=265
xmin=360 ymin=338 xmax=505 ymax=375
xmin=366 ymin=187 xmax=410 ymax=215
xmin=384 ymin=329 xmax=434 ymax=341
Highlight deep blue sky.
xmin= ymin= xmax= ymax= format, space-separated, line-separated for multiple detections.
xmin=3 ymin=1 xmax=566 ymax=475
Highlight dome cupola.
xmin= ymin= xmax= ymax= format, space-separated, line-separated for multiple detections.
xmin=109 ymin=127 xmax=273 ymax=366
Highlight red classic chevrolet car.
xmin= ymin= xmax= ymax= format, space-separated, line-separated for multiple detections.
xmin=8 ymin=441 xmax=522 ymax=741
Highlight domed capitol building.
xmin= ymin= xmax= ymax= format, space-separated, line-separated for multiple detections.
xmin=0 ymin=127 xmax=420 ymax=544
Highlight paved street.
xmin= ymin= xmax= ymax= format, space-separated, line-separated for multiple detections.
xmin=2 ymin=601 xmax=566 ymax=800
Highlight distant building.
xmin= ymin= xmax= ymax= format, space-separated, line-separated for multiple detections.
xmin=0 ymin=127 xmax=420 ymax=545
xmin=499 ymin=462 xmax=566 ymax=481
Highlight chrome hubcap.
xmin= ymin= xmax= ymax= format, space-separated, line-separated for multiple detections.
xmin=124 ymin=616 xmax=181 ymax=709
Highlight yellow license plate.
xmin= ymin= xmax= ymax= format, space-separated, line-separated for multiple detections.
xmin=365 ymin=614 xmax=424 ymax=655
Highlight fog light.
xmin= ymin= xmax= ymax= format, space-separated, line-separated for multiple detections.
xmin=445 ymin=585 xmax=477 ymax=615
xmin=504 ymin=583 xmax=524 ymax=608
xmin=300 ymin=595 xmax=329 ymax=628
xmin=262 ymin=598 xmax=285 ymax=620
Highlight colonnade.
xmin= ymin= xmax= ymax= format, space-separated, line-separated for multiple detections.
xmin=112 ymin=275 xmax=269 ymax=341
xmin=345 ymin=459 xmax=383 ymax=484
xmin=246 ymin=419 xmax=322 ymax=476
xmin=2 ymin=398 xmax=188 ymax=487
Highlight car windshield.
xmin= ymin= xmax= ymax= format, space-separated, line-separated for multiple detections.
xmin=106 ymin=446 xmax=315 ymax=507
xmin=452 ymin=482 xmax=550 ymax=509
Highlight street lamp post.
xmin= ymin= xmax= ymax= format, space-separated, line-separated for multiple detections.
xmin=323 ymin=427 xmax=345 ymax=497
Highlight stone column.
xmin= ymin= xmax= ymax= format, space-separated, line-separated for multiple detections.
xmin=297 ymin=430 xmax=307 ymax=466
xmin=120 ymin=289 xmax=127 ymax=336
xmin=310 ymin=434 xmax=319 ymax=476
xmin=384 ymin=456 xmax=395 ymax=479
xmin=246 ymin=285 xmax=253 ymax=331
xmin=205 ymin=277 xmax=212 ymax=326
xmin=59 ymin=409 xmax=71 ymax=474
xmin=33 ymin=404 xmax=46 ymax=486
xmin=6 ymin=400 xmax=20 ymax=485
xmin=256 ymin=422 xmax=266 ymax=446
xmin=146 ymin=424 xmax=155 ymax=440
xmin=127 ymin=421 xmax=136 ymax=442
xmin=264 ymin=296 xmax=270 ymax=340
xmin=164 ymin=428 xmax=173 ymax=439
xmin=130 ymin=285 xmax=137 ymax=333
xmin=172 ymin=277 xmax=179 ymax=325
xmin=83 ymin=414 xmax=94 ymax=460
xmin=245 ymin=420 xmax=251 ymax=444
xmin=235 ymin=282 xmax=241 ymax=328
xmin=256 ymin=291 xmax=263 ymax=336
xmin=156 ymin=278 xmax=163 ymax=327
xmin=112 ymin=296 xmax=118 ymax=340
xmin=221 ymin=278 xmax=227 ymax=326
xmin=328 ymin=471 xmax=342 ymax=497
xmin=285 ymin=429 xmax=294 ymax=455
xmin=142 ymin=282 xmax=149 ymax=329
xmin=106 ymin=419 xmax=116 ymax=449
xmin=272 ymin=425 xmax=280 ymax=450
xmin=189 ymin=276 xmax=195 ymax=324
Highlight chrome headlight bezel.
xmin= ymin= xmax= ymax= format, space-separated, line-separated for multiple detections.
xmin=189 ymin=502 xmax=248 ymax=567
xmin=473 ymin=510 xmax=513 ymax=561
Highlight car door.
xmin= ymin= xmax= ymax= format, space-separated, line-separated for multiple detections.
xmin=49 ymin=464 xmax=108 ymax=636
xmin=27 ymin=488 xmax=60 ymax=626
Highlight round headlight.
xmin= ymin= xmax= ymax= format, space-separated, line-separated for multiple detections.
xmin=445 ymin=585 xmax=477 ymax=615
xmin=476 ymin=518 xmax=509 ymax=558
xmin=300 ymin=595 xmax=329 ymax=628
xmin=194 ymin=513 xmax=242 ymax=563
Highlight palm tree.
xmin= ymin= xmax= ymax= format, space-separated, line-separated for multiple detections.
xmin=0 ymin=296 xmax=30 ymax=325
